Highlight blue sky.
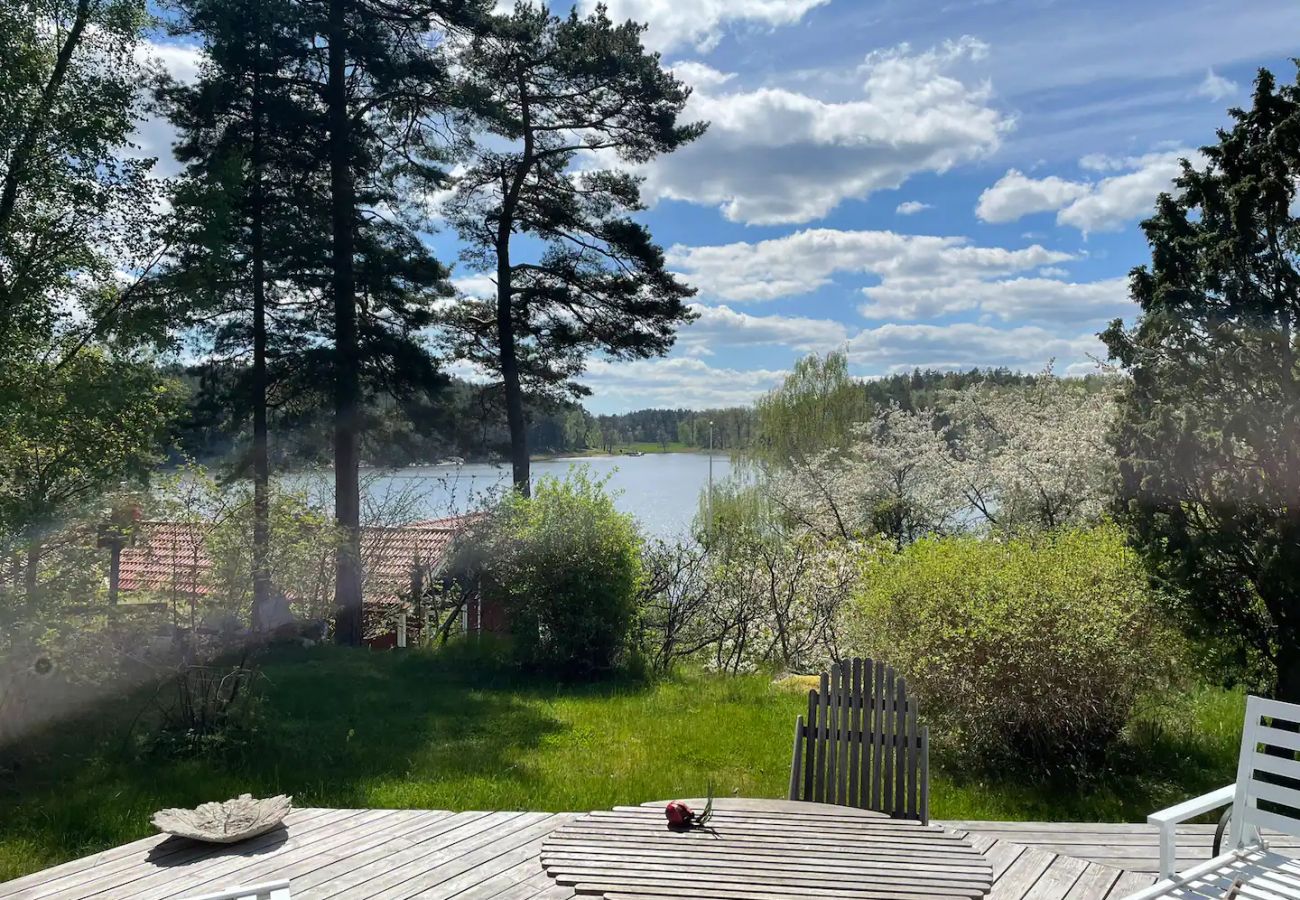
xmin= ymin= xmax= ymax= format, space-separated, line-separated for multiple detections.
xmin=140 ymin=0 xmax=1300 ymax=413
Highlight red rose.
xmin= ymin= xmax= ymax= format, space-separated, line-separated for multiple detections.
xmin=665 ymin=801 xmax=692 ymax=827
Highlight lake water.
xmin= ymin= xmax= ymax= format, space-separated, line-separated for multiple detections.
xmin=293 ymin=453 xmax=738 ymax=538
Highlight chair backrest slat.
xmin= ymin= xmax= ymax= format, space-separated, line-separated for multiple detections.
xmin=1231 ymin=695 xmax=1300 ymax=849
xmin=847 ymin=657 xmax=862 ymax=807
xmin=788 ymin=657 xmax=929 ymax=824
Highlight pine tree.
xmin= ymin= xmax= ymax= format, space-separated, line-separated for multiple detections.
xmin=444 ymin=3 xmax=704 ymax=494
xmin=162 ymin=0 xmax=478 ymax=641
xmin=1104 ymin=67 xmax=1300 ymax=698
xmin=314 ymin=0 xmax=484 ymax=642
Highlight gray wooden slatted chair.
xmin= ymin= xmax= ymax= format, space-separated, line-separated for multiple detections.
xmin=788 ymin=657 xmax=929 ymax=824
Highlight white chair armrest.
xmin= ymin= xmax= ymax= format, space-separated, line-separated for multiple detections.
xmin=1147 ymin=784 xmax=1236 ymax=878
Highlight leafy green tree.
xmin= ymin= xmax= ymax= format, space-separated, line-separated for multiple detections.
xmin=444 ymin=3 xmax=704 ymax=494
xmin=0 ymin=0 xmax=159 ymax=357
xmin=0 ymin=0 xmax=182 ymax=614
xmin=457 ymin=469 xmax=644 ymax=674
xmin=1103 ymin=67 xmax=1300 ymax=698
xmin=751 ymin=352 xmax=870 ymax=468
xmin=0 ymin=352 xmax=182 ymax=604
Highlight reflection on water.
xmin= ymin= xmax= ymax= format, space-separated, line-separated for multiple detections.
xmin=284 ymin=453 xmax=738 ymax=538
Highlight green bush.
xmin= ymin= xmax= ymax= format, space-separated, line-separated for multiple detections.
xmin=470 ymin=470 xmax=644 ymax=675
xmin=845 ymin=524 xmax=1179 ymax=768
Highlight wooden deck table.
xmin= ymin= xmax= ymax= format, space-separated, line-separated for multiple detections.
xmin=540 ymin=798 xmax=993 ymax=899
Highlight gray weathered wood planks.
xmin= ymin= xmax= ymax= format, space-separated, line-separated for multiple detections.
xmin=544 ymin=799 xmax=991 ymax=898
xmin=1 ymin=806 xmax=1283 ymax=900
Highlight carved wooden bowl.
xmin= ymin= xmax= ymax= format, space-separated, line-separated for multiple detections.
xmin=151 ymin=793 xmax=292 ymax=843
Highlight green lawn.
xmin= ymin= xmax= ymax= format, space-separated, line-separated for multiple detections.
xmin=0 ymin=645 xmax=1245 ymax=882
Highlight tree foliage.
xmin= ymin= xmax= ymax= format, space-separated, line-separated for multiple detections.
xmin=0 ymin=351 xmax=182 ymax=602
xmin=766 ymin=367 xmax=1118 ymax=544
xmin=459 ymin=469 xmax=644 ymax=674
xmin=444 ymin=2 xmax=703 ymax=493
xmin=1103 ymin=66 xmax=1300 ymax=698
xmin=848 ymin=525 xmax=1178 ymax=767
xmin=751 ymin=352 xmax=870 ymax=468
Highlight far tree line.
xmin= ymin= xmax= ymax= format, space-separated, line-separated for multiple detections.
xmin=168 ymin=364 xmax=1056 ymax=468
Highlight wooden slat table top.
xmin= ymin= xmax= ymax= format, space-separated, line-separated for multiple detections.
xmin=0 ymin=808 xmax=1283 ymax=900
xmin=542 ymin=798 xmax=993 ymax=898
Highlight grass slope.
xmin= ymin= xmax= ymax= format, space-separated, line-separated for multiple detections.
xmin=0 ymin=645 xmax=1244 ymax=882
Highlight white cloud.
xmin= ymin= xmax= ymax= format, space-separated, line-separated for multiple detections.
xmin=137 ymin=40 xmax=202 ymax=84
xmin=859 ymin=275 xmax=1132 ymax=323
xmin=609 ymin=38 xmax=1011 ymax=225
xmin=1195 ymin=68 xmax=1239 ymax=102
xmin=580 ymin=357 xmax=787 ymax=409
xmin=1038 ymin=266 xmax=1069 ymax=277
xmin=129 ymin=41 xmax=202 ymax=175
xmin=679 ymin=304 xmax=849 ymax=355
xmin=451 ymin=273 xmax=497 ymax=299
xmin=670 ymin=61 xmax=736 ymax=91
xmin=1058 ymin=150 xmax=1197 ymax=232
xmin=976 ymin=149 xmax=1201 ymax=233
xmin=847 ymin=323 xmax=1106 ymax=374
xmin=895 ymin=201 xmax=932 ymax=215
xmin=580 ymin=0 xmax=830 ymax=53
xmin=975 ymin=169 xmax=1091 ymax=223
xmin=667 ymin=228 xmax=1071 ymax=303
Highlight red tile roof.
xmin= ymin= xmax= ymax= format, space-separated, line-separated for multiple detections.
xmin=117 ymin=517 xmax=469 ymax=602
xmin=117 ymin=521 xmax=213 ymax=596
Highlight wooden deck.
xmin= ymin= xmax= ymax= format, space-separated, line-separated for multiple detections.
xmin=3 ymin=808 xmax=1296 ymax=900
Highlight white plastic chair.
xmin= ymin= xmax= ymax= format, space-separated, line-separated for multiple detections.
xmin=1125 ymin=695 xmax=1300 ymax=899
xmin=180 ymin=879 xmax=291 ymax=900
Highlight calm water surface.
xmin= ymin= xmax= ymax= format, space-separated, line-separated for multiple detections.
xmin=290 ymin=453 xmax=738 ymax=538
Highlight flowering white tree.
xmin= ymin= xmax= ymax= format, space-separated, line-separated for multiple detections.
xmin=767 ymin=370 xmax=1119 ymax=541
xmin=945 ymin=369 xmax=1119 ymax=531
xmin=769 ymin=404 xmax=960 ymax=546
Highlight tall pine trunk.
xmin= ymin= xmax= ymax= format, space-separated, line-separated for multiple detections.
xmin=328 ymin=0 xmax=363 ymax=644
xmin=249 ymin=57 xmax=273 ymax=629
xmin=495 ymin=236 xmax=529 ymax=495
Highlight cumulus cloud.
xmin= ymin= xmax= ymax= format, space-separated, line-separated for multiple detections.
xmin=670 ymin=61 xmax=737 ymax=91
xmin=975 ymin=169 xmax=1091 ymax=223
xmin=1195 ymin=68 xmax=1238 ymax=102
xmin=976 ymin=149 xmax=1201 ymax=233
xmin=859 ymin=275 xmax=1132 ymax=323
xmin=847 ymin=323 xmax=1106 ymax=374
xmin=895 ymin=200 xmax=932 ymax=215
xmin=678 ymin=304 xmax=849 ymax=356
xmin=667 ymin=228 xmax=1071 ymax=303
xmin=612 ymin=37 xmax=1011 ymax=225
xmin=579 ymin=0 xmax=830 ymax=53
xmin=580 ymin=357 xmax=787 ymax=409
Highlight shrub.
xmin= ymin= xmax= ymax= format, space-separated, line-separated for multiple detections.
xmin=469 ymin=470 xmax=644 ymax=675
xmin=845 ymin=524 xmax=1180 ymax=768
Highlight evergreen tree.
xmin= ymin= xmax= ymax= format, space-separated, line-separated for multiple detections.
xmin=315 ymin=0 xmax=484 ymax=642
xmin=444 ymin=3 xmax=704 ymax=494
xmin=1104 ymin=67 xmax=1300 ymax=698
xmin=159 ymin=0 xmax=329 ymax=625
xmin=162 ymin=0 xmax=478 ymax=641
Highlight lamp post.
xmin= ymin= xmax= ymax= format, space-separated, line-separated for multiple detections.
xmin=707 ymin=419 xmax=715 ymax=539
